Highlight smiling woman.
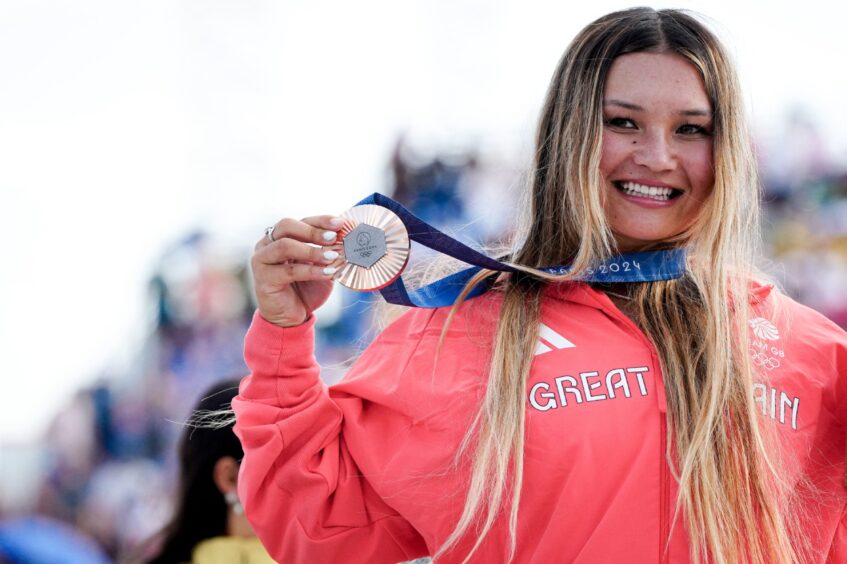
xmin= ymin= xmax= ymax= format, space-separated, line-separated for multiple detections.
xmin=230 ymin=7 xmax=847 ymax=564
xmin=601 ymin=52 xmax=715 ymax=250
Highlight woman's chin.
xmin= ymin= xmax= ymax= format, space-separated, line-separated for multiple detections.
xmin=612 ymin=232 xmax=686 ymax=254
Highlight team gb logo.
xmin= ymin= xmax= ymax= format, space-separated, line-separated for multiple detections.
xmin=749 ymin=317 xmax=780 ymax=341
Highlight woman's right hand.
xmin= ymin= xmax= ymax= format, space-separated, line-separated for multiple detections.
xmin=251 ymin=216 xmax=343 ymax=328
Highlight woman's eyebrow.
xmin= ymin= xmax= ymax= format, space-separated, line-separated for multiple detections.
xmin=604 ymin=99 xmax=712 ymax=117
xmin=604 ymin=99 xmax=642 ymax=111
xmin=679 ymin=108 xmax=712 ymax=117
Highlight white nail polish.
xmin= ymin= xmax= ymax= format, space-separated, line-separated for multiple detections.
xmin=329 ymin=217 xmax=344 ymax=227
xmin=323 ymin=250 xmax=339 ymax=261
xmin=322 ymin=266 xmax=338 ymax=275
xmin=322 ymin=231 xmax=337 ymax=241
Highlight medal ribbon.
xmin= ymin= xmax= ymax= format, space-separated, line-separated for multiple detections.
xmin=355 ymin=193 xmax=688 ymax=308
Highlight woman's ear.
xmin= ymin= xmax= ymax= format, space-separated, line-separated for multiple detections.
xmin=212 ymin=455 xmax=239 ymax=495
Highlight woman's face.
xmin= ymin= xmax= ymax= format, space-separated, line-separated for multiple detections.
xmin=599 ymin=51 xmax=715 ymax=252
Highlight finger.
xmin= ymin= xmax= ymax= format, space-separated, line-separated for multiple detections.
xmin=253 ymin=261 xmax=337 ymax=292
xmin=300 ymin=215 xmax=345 ymax=231
xmin=254 ymin=238 xmax=341 ymax=266
xmin=258 ymin=216 xmax=344 ymax=250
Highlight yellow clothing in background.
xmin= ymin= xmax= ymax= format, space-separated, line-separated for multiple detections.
xmin=190 ymin=536 xmax=276 ymax=564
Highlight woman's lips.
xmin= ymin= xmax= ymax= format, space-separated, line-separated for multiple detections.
xmin=613 ymin=181 xmax=684 ymax=207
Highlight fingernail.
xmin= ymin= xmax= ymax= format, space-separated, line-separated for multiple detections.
xmin=323 ymin=250 xmax=339 ymax=261
xmin=322 ymin=266 xmax=338 ymax=275
xmin=322 ymin=231 xmax=337 ymax=241
xmin=329 ymin=217 xmax=344 ymax=227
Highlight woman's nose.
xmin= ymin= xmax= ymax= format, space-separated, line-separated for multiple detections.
xmin=632 ymin=132 xmax=676 ymax=172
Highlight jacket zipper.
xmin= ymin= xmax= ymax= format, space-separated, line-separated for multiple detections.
xmin=588 ymin=287 xmax=673 ymax=562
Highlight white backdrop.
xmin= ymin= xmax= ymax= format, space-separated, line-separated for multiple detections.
xmin=1 ymin=0 xmax=845 ymax=444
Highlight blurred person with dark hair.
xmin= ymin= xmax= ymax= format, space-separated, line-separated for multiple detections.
xmin=143 ymin=379 xmax=273 ymax=564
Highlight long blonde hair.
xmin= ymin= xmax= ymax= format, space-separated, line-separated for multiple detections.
xmin=436 ymin=8 xmax=802 ymax=563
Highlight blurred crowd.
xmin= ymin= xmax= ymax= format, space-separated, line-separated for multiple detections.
xmin=758 ymin=110 xmax=847 ymax=327
xmin=1 ymin=120 xmax=846 ymax=561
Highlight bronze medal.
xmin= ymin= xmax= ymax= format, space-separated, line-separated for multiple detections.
xmin=327 ymin=204 xmax=410 ymax=292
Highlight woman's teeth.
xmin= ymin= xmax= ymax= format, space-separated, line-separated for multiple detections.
xmin=619 ymin=181 xmax=676 ymax=201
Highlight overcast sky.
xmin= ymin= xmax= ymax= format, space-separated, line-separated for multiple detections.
xmin=2 ymin=0 xmax=845 ymax=444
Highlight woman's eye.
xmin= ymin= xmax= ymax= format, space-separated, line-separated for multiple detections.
xmin=605 ymin=117 xmax=636 ymax=129
xmin=677 ymin=123 xmax=711 ymax=135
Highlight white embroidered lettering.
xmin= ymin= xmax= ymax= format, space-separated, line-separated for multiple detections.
xmin=752 ymin=383 xmax=800 ymax=431
xmin=580 ymin=371 xmax=606 ymax=402
xmin=529 ymin=382 xmax=557 ymax=411
xmin=605 ymin=368 xmax=630 ymax=399
xmin=626 ymin=366 xmax=649 ymax=396
xmin=528 ymin=366 xmax=649 ymax=412
xmin=554 ymin=375 xmax=583 ymax=406
xmin=779 ymin=392 xmax=800 ymax=430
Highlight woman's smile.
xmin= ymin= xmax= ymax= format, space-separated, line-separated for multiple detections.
xmin=613 ymin=179 xmax=684 ymax=205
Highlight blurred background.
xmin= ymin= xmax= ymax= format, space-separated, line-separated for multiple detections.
xmin=1 ymin=0 xmax=845 ymax=561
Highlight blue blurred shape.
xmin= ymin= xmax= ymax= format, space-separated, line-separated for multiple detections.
xmin=0 ymin=516 xmax=109 ymax=564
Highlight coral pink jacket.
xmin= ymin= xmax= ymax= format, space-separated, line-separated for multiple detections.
xmin=232 ymin=282 xmax=847 ymax=563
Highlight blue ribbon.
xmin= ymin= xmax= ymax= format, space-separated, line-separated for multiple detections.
xmin=355 ymin=193 xmax=688 ymax=308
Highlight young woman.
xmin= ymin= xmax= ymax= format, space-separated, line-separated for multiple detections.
xmin=233 ymin=8 xmax=847 ymax=563
xmin=145 ymin=380 xmax=273 ymax=564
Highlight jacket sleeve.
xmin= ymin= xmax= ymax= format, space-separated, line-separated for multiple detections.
xmin=231 ymin=311 xmax=430 ymax=563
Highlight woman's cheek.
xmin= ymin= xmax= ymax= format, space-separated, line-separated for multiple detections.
xmin=690 ymin=145 xmax=714 ymax=188
xmin=599 ymin=135 xmax=630 ymax=175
